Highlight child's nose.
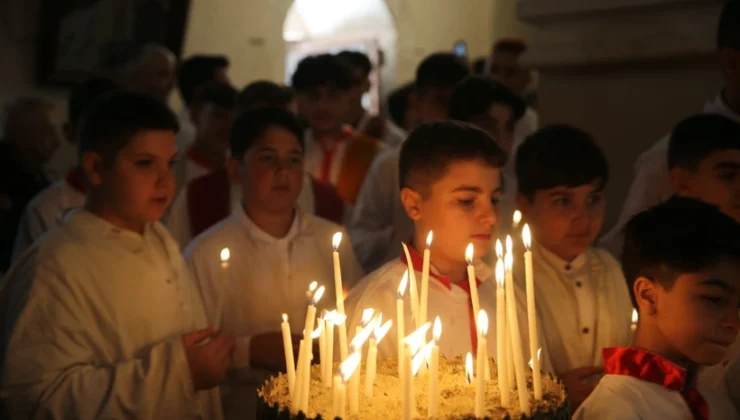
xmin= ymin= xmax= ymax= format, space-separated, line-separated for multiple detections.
xmin=723 ymin=308 xmax=740 ymax=334
xmin=480 ymin=201 xmax=497 ymax=228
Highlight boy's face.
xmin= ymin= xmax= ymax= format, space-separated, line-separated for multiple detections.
xmin=230 ymin=126 xmax=304 ymax=214
xmin=672 ymin=150 xmax=740 ymax=223
xmin=489 ymin=51 xmax=529 ymax=94
xmin=296 ymin=85 xmax=348 ymax=134
xmin=403 ymin=159 xmax=502 ymax=265
xmin=649 ymin=258 xmax=740 ymax=366
xmin=468 ymin=103 xmax=515 ymax=156
xmin=193 ymin=104 xmax=235 ymax=154
xmin=517 ymin=181 xmax=606 ymax=261
xmin=417 ymin=87 xmax=454 ymax=124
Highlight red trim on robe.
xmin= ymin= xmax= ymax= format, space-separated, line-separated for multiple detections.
xmin=65 ymin=167 xmax=87 ymax=194
xmin=603 ymin=347 xmax=709 ymax=420
xmin=309 ymin=176 xmax=344 ymax=225
xmin=318 ymin=127 xmax=353 ymax=183
xmin=400 ymin=243 xmax=482 ymax=354
xmin=186 ymin=147 xmax=213 ymax=171
xmin=187 ymin=169 xmax=231 ymax=237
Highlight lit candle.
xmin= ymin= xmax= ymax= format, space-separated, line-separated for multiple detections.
xmin=402 ymin=344 xmax=413 ymax=420
xmin=428 ymin=317 xmax=442 ymax=418
xmin=512 ymin=210 xmax=522 ymax=230
xmin=318 ymin=315 xmax=327 ymax=387
xmin=335 ymin=353 xmax=360 ymax=419
xmin=213 ymin=248 xmax=230 ymax=329
xmin=298 ymin=325 xmax=323 ymax=412
xmin=529 ymin=348 xmax=542 ymax=370
xmin=401 ymin=243 xmax=420 ymax=327
xmin=397 ymin=272 xmax=408 ymax=380
xmin=504 ymin=244 xmax=531 ymax=415
xmin=322 ymin=310 xmax=346 ymax=387
xmin=495 ymin=260 xmax=511 ymax=407
xmin=420 ymin=231 xmax=433 ymax=327
xmin=349 ymin=309 xmax=375 ymax=416
xmin=280 ymin=314 xmax=296 ymax=398
xmin=504 ymin=238 xmax=515 ymax=384
xmin=365 ymin=316 xmax=392 ymax=397
xmin=402 ymin=324 xmax=429 ymax=420
xmin=631 ymin=309 xmax=638 ymax=333
xmin=522 ymin=224 xmax=542 ymax=399
xmin=465 ymin=352 xmax=474 ymax=385
xmin=297 ymin=286 xmax=325 ymax=413
xmin=333 ymin=233 xmax=350 ymax=361
xmin=475 ymin=310 xmax=489 ymax=418
xmin=292 ymin=337 xmax=307 ymax=414
xmin=465 ymin=243 xmax=481 ymax=325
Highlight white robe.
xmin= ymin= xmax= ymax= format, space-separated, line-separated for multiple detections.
xmin=0 ymin=210 xmax=221 ymax=419
xmin=183 ymin=206 xmax=363 ymax=368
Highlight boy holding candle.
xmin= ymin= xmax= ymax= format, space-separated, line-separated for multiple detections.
xmin=514 ymin=125 xmax=633 ymax=408
xmin=0 ymin=92 xmax=234 ymax=418
xmin=574 ymin=197 xmax=740 ymax=419
xmin=184 ymin=107 xmax=363 ymax=372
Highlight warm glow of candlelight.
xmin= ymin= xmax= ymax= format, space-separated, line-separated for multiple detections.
xmin=398 ymin=271 xmax=409 ymax=298
xmin=361 ymin=309 xmax=375 ymax=327
xmin=528 ymin=348 xmax=542 ymax=370
xmin=323 ymin=310 xmax=347 ymax=325
xmin=311 ymin=285 xmax=326 ymax=305
xmin=505 ymin=235 xmax=513 ymax=253
xmin=220 ymin=247 xmax=230 ymax=262
xmin=403 ymin=322 xmax=432 ymax=354
xmin=312 ymin=323 xmax=324 ymax=339
xmin=632 ymin=309 xmax=638 ymax=324
xmin=522 ymin=224 xmax=532 ymax=250
xmin=411 ymin=341 xmax=433 ymax=376
xmin=478 ymin=310 xmax=489 ymax=336
xmin=426 ymin=231 xmax=434 ymax=249
xmin=339 ymin=353 xmax=361 ymax=383
xmin=465 ymin=352 xmax=474 ymax=384
xmin=432 ymin=317 xmax=442 ymax=343
xmin=505 ymin=252 xmax=513 ymax=272
xmin=495 ymin=260 xmax=505 ymax=288
xmin=496 ymin=239 xmax=503 ymax=259
xmin=350 ymin=315 xmax=376 ymax=352
xmin=282 ymin=313 xmax=288 ymax=323
xmin=332 ymin=232 xmax=342 ymax=251
xmin=513 ymin=210 xmax=522 ymax=227
xmin=465 ymin=243 xmax=474 ymax=265
xmin=309 ymin=281 xmax=318 ymax=293
xmin=374 ymin=319 xmax=393 ymax=343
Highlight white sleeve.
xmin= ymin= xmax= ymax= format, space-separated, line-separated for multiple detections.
xmin=573 ymin=388 xmax=643 ymax=420
xmin=11 ymin=204 xmax=47 ymax=263
xmin=165 ymin=188 xmax=192 ymax=250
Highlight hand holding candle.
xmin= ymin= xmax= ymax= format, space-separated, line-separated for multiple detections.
xmin=523 ymin=224 xmax=542 ymax=399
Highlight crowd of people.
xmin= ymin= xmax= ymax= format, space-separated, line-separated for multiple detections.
xmin=0 ymin=1 xmax=738 ymax=419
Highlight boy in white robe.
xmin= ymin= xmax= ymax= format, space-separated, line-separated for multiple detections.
xmin=575 ymin=197 xmax=740 ymax=419
xmin=12 ymin=77 xmax=118 ymax=261
xmin=514 ymin=125 xmax=633 ymax=409
xmin=345 ymin=121 xmax=529 ymax=361
xmin=0 ymin=92 xmax=234 ymax=418
xmin=185 ymin=107 xmax=363 ymax=372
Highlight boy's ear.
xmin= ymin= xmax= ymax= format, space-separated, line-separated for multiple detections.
xmin=80 ymin=151 xmax=105 ymax=187
xmin=225 ymin=157 xmax=241 ymax=185
xmin=400 ymin=187 xmax=423 ymax=221
xmin=669 ymin=167 xmax=692 ymax=195
xmin=634 ymin=276 xmax=659 ymax=316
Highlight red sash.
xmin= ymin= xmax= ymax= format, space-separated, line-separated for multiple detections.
xmin=318 ymin=127 xmax=353 ymax=183
xmin=187 ymin=169 xmax=231 ymax=237
xmin=310 ymin=177 xmax=344 ymax=225
xmin=65 ymin=167 xmax=87 ymax=194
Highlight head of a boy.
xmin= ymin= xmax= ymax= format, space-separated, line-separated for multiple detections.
xmin=413 ymin=53 xmax=470 ymax=124
xmin=718 ymin=0 xmax=740 ymax=100
xmin=190 ymin=81 xmax=237 ymax=155
xmin=77 ymin=92 xmax=179 ymax=230
xmin=516 ymin=125 xmax=608 ymax=261
xmin=336 ymin=51 xmax=372 ymax=115
xmin=668 ymin=114 xmax=740 ymax=222
xmin=66 ymin=77 xmax=119 ymax=144
xmin=291 ymin=54 xmax=352 ymax=134
xmin=236 ymin=81 xmax=295 ymax=114
xmin=399 ymin=121 xmax=506 ymax=263
xmin=228 ymin=107 xmax=305 ymax=214
xmin=623 ymin=196 xmax=740 ymax=366
xmin=486 ymin=38 xmax=530 ymax=95
xmin=177 ymin=55 xmax=230 ymax=106
xmin=448 ymin=75 xmax=526 ymax=156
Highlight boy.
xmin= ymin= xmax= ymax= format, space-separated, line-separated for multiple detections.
xmin=291 ymin=54 xmax=382 ymax=205
xmin=12 ymin=78 xmax=118 ymax=260
xmin=575 ymin=197 xmax=740 ymax=419
xmin=0 ymin=92 xmax=234 ymax=418
xmin=514 ymin=125 xmax=633 ymax=408
xmin=387 ymin=82 xmax=418 ymax=134
xmin=350 ymin=53 xmax=470 ymax=273
xmin=236 ymin=80 xmax=295 ymax=113
xmin=345 ymin=121 xmax=528 ymax=360
xmin=185 ymin=107 xmax=362 ymax=371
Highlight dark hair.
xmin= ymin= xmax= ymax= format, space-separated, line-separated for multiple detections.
xmin=192 ymin=81 xmax=237 ymax=109
xmin=291 ymin=54 xmax=352 ymax=92
xmin=399 ymin=121 xmax=507 ymax=193
xmin=472 ymin=57 xmax=487 ymax=74
xmin=77 ymin=91 xmax=179 ymax=164
xmin=516 ymin=125 xmax=609 ymax=197
xmin=622 ymin=196 xmax=740 ymax=308
xmin=718 ymin=1 xmax=740 ymax=50
xmin=68 ymin=78 xmax=119 ymax=129
xmin=336 ymin=51 xmax=372 ymax=78
xmin=668 ymin=114 xmax=740 ymax=171
xmin=230 ymin=107 xmax=305 ymax=159
xmin=448 ymin=76 xmax=527 ymax=123
xmin=493 ymin=38 xmax=527 ymax=55
xmin=236 ymin=81 xmax=294 ymax=112
xmin=177 ymin=55 xmax=230 ymax=104
xmin=415 ymin=53 xmax=470 ymax=94
xmin=387 ymin=82 xmax=415 ymax=129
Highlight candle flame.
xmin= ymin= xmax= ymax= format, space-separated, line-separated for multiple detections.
xmin=350 ymin=319 xmax=375 ymax=353
xmin=433 ymin=316 xmax=442 ymax=342
xmin=323 ymin=310 xmax=346 ymax=325
xmin=504 ymin=252 xmax=513 ymax=272
xmin=478 ymin=310 xmax=489 ymax=336
xmin=361 ymin=308 xmax=375 ymax=327
xmin=465 ymin=243 xmax=474 ymax=265
xmin=403 ymin=322 xmax=431 ymax=355
xmin=309 ymin=281 xmax=318 ymax=293
xmin=311 ymin=323 xmax=323 ymax=339
xmin=522 ymin=224 xmax=532 ymax=250
xmin=495 ymin=239 xmax=503 ymax=259
xmin=338 ymin=352 xmax=361 ymax=383
xmin=505 ymin=235 xmax=513 ymax=253
xmin=465 ymin=352 xmax=474 ymax=384
xmin=332 ymin=232 xmax=342 ymax=251
xmin=311 ymin=285 xmax=326 ymax=305
xmin=282 ymin=313 xmax=288 ymax=323
xmin=397 ymin=271 xmax=409 ymax=298
xmin=220 ymin=248 xmax=230 ymax=263
xmin=632 ymin=309 xmax=638 ymax=324
xmin=426 ymin=231 xmax=434 ymax=249
xmin=495 ymin=259 xmax=505 ymax=288
xmin=411 ymin=341 xmax=433 ymax=376
xmin=528 ymin=348 xmax=542 ymax=370
xmin=513 ymin=210 xmax=522 ymax=227
xmin=374 ymin=319 xmax=393 ymax=343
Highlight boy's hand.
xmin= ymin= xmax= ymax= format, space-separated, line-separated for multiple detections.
xmin=559 ymin=365 xmax=604 ymax=409
xmin=183 ymin=327 xmax=236 ymax=391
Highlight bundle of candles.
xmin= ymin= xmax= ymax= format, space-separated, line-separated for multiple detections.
xmin=279 ymin=217 xmax=546 ymax=418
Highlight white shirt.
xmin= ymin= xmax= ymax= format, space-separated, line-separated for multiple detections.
xmin=177 ymin=107 xmax=197 ymax=152
xmin=356 ymin=112 xmax=407 ymax=148
xmin=0 ymin=210 xmax=221 ymax=419
xmin=513 ymin=107 xmax=539 ymax=152
xmin=12 ymin=178 xmax=86 ymax=261
xmin=184 ymin=206 xmax=363 ymax=368
xmin=600 ymin=93 xmax=740 ymax=259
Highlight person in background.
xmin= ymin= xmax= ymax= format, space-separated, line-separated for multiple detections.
xmin=336 ymin=50 xmax=406 ymax=148
xmin=0 ymin=97 xmax=60 ymax=274
xmin=600 ymin=1 xmax=740 ymax=259
xmin=236 ymin=81 xmax=296 ymax=113
xmin=176 ymin=55 xmax=231 ymax=150
xmin=12 ymin=78 xmax=119 ymax=261
xmin=120 ymin=43 xmax=177 ymax=104
xmin=472 ymin=57 xmax=487 ymax=74
xmin=350 ymin=53 xmax=469 ymax=273
xmin=386 ymin=82 xmax=418 ymax=135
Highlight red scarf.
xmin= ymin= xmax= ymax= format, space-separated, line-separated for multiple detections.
xmin=65 ymin=167 xmax=87 ymax=194
xmin=603 ymin=347 xmax=708 ymax=420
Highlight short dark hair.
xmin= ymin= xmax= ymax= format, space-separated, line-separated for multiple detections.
xmin=399 ymin=121 xmax=507 ymax=193
xmin=77 ymin=91 xmax=179 ymax=164
xmin=718 ymin=0 xmax=740 ymax=50
xmin=177 ymin=55 xmax=230 ymax=104
xmin=236 ymin=81 xmax=294 ymax=112
xmin=387 ymin=82 xmax=414 ymax=129
xmin=622 ymin=196 xmax=740 ymax=308
xmin=668 ymin=114 xmax=740 ymax=171
xmin=68 ymin=78 xmax=119 ymax=129
xmin=191 ymin=81 xmax=237 ymax=110
xmin=230 ymin=107 xmax=305 ymax=159
xmin=472 ymin=57 xmax=487 ymax=74
xmin=291 ymin=54 xmax=352 ymax=92
xmin=448 ymin=76 xmax=527 ymax=123
xmin=415 ymin=53 xmax=470 ymax=94
xmin=516 ymin=125 xmax=609 ymax=197
xmin=336 ymin=51 xmax=372 ymax=78
xmin=493 ymin=38 xmax=528 ymax=56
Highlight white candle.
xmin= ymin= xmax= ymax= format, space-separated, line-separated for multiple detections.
xmin=522 ymin=224 xmax=542 ymax=399
xmin=402 ymin=345 xmax=413 ymax=420
xmin=505 ymin=247 xmax=531 ymax=415
xmin=213 ymin=248 xmax=230 ymax=329
xmin=495 ymin=260 xmax=511 ymax=407
xmin=297 ymin=286 xmax=325 ymax=414
xmin=504 ymin=238 xmax=514 ymax=385
xmin=401 ymin=243 xmax=420 ymax=327
xmin=465 ymin=244 xmax=481 ymax=325
xmin=332 ymin=232 xmax=350 ymax=361
xmin=322 ymin=311 xmax=345 ymax=388
xmin=475 ymin=310 xmax=488 ymax=418
xmin=365 ymin=317 xmax=392 ymax=397
xmin=401 ymin=323 xmax=430 ymax=420
xmin=397 ymin=272 xmax=408 ymax=380
xmin=293 ymin=338 xmax=306 ymax=414
xmin=428 ymin=317 xmax=441 ymax=418
xmin=301 ymin=325 xmax=323 ymax=412
xmin=318 ymin=316 xmax=327 ymax=387
xmin=349 ymin=310 xmax=375 ymax=415
xmin=281 ymin=314 xmax=296 ymax=398
xmin=336 ymin=353 xmax=360 ymax=419
xmin=332 ymin=375 xmax=346 ymax=419
xmin=420 ymin=231 xmax=433 ymax=327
